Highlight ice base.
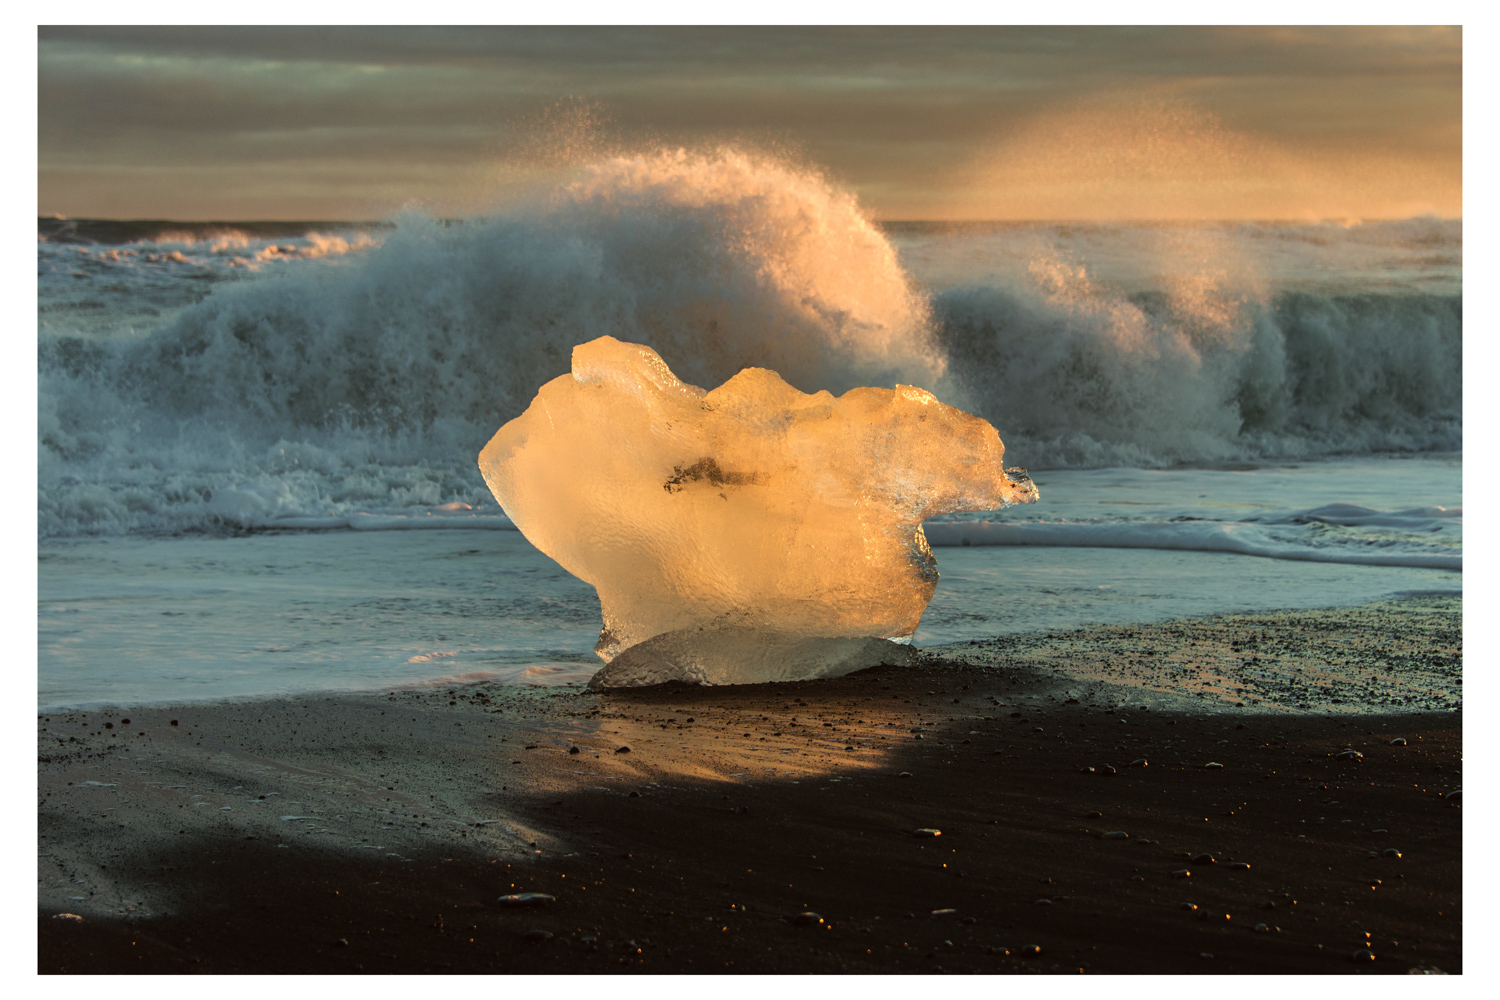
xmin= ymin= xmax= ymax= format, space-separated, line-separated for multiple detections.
xmin=588 ymin=629 xmax=922 ymax=688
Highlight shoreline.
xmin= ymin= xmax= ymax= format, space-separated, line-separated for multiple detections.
xmin=39 ymin=596 xmax=1462 ymax=974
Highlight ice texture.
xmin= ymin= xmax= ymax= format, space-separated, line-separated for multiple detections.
xmin=478 ymin=336 xmax=1038 ymax=686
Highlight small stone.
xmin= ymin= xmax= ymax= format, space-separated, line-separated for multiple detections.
xmin=1372 ymin=828 xmax=1388 ymax=833
xmin=50 ymin=913 xmax=83 ymax=922
xmin=1262 ymin=901 xmax=1276 ymax=910
xmin=1128 ymin=759 xmax=1148 ymax=768
xmin=1226 ymin=862 xmax=1251 ymax=870
xmin=930 ymin=908 xmax=958 ymax=916
xmin=961 ymin=916 xmax=978 ymax=925
xmin=333 ymin=938 xmax=349 ymax=947
xmin=1390 ymin=737 xmax=1408 ymax=746
xmin=1018 ymin=945 xmax=1041 ymax=958
xmin=497 ymin=892 xmax=555 ymax=907
xmin=913 ymin=828 xmax=942 ymax=838
xmin=1336 ymin=750 xmax=1364 ymax=760
xmin=1444 ymin=790 xmax=1461 ymax=805
xmin=1172 ymin=869 xmax=1192 ymax=878
xmin=794 ymin=912 xmax=824 ymax=926
xmin=1035 ymin=898 xmax=1052 ymax=905
xmin=1078 ymin=766 xmax=1096 ymax=774
xmin=1254 ymin=923 xmax=1269 ymax=933
xmin=1349 ymin=950 xmax=1376 ymax=962
xmin=898 ymin=771 xmax=912 ymax=778
xmin=568 ymin=746 xmax=580 ymax=754
xmin=1180 ymin=903 xmax=1198 ymax=912
xmin=1205 ymin=762 xmax=1224 ymax=770
xmin=1192 ymin=854 xmax=1216 ymax=865
xmin=1200 ymin=952 xmax=1214 ymax=960
xmin=524 ymin=930 xmax=554 ymax=943
xmin=615 ymin=746 xmax=631 ymax=753
xmin=1085 ymin=811 xmax=1103 ymax=818
xmin=629 ymin=791 xmax=640 ymax=798
xmin=1101 ymin=831 xmax=1129 ymax=840
xmin=1382 ymin=848 xmax=1402 ymax=858
xmin=1101 ymin=765 xmax=1118 ymax=775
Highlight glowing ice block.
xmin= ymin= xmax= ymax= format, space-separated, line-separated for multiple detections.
xmin=478 ymin=336 xmax=1037 ymax=686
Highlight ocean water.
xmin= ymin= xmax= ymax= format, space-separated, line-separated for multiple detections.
xmin=37 ymin=149 xmax=1461 ymax=709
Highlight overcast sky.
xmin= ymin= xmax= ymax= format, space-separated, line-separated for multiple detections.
xmin=37 ymin=25 xmax=1462 ymax=221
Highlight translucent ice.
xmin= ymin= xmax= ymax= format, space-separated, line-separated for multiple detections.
xmin=478 ymin=336 xmax=1037 ymax=686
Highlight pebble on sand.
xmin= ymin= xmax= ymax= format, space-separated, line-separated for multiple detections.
xmin=1382 ymin=848 xmax=1402 ymax=858
xmin=1226 ymin=862 xmax=1251 ymax=870
xmin=1180 ymin=903 xmax=1198 ymax=912
xmin=1192 ymin=854 xmax=1216 ymax=865
xmin=898 ymin=771 xmax=913 ymax=778
xmin=615 ymin=746 xmax=631 ymax=753
xmin=1205 ymin=762 xmax=1224 ymax=770
xmin=930 ymin=908 xmax=958 ymax=916
xmin=1254 ymin=923 xmax=1270 ymax=933
xmin=1336 ymin=750 xmax=1364 ymax=760
xmin=1390 ymin=737 xmax=1408 ymax=746
xmin=51 ymin=913 xmax=83 ymax=922
xmin=1349 ymin=950 xmax=1376 ymax=962
xmin=1085 ymin=811 xmax=1103 ymax=818
xmin=1172 ymin=869 xmax=1192 ymax=878
xmin=524 ymin=930 xmax=554 ymax=943
xmin=795 ymin=912 xmax=825 ymax=926
xmin=498 ymin=892 xmax=556 ymax=907
xmin=913 ymin=828 xmax=942 ymax=838
xmin=1128 ymin=759 xmax=1148 ymax=767
xmin=1101 ymin=831 xmax=1129 ymax=840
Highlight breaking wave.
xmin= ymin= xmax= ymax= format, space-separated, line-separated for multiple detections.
xmin=934 ymin=261 xmax=1461 ymax=468
xmin=38 ymin=148 xmax=1460 ymax=536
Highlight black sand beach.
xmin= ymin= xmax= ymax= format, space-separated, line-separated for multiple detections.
xmin=38 ymin=596 xmax=1461 ymax=974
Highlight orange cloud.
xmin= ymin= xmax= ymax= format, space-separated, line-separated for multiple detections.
xmin=962 ymin=97 xmax=1459 ymax=221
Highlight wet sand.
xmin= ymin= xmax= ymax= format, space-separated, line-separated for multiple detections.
xmin=38 ymin=596 xmax=1461 ymax=974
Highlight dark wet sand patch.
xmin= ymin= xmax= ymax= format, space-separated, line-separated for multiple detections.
xmin=39 ymin=597 xmax=1461 ymax=974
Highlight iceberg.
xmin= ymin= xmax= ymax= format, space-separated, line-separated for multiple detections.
xmin=478 ymin=336 xmax=1037 ymax=686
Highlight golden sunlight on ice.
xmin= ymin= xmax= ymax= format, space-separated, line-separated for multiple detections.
xmin=479 ymin=336 xmax=1037 ymax=686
